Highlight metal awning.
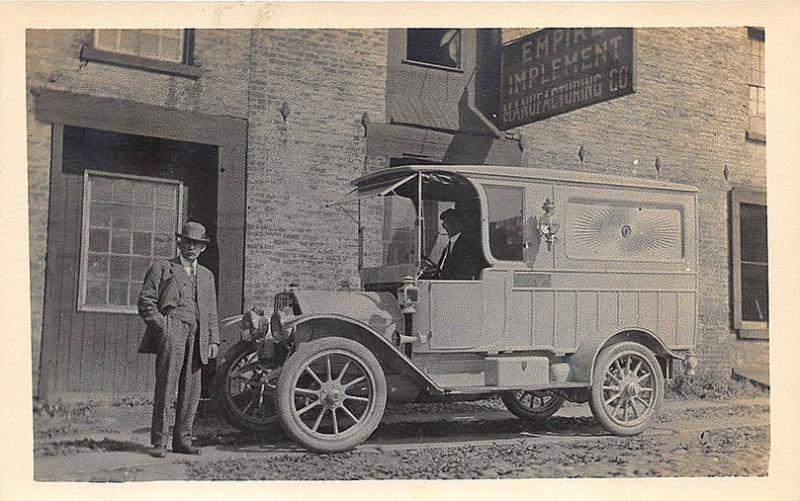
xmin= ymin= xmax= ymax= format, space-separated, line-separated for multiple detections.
xmin=326 ymin=173 xmax=417 ymax=207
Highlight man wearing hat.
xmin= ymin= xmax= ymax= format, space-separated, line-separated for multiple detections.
xmin=138 ymin=221 xmax=220 ymax=458
xmin=438 ymin=208 xmax=488 ymax=280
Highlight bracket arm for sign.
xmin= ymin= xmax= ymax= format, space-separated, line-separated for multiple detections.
xmin=465 ymin=66 xmax=504 ymax=140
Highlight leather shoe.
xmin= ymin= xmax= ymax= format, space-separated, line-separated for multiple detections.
xmin=150 ymin=445 xmax=167 ymax=458
xmin=172 ymin=443 xmax=201 ymax=455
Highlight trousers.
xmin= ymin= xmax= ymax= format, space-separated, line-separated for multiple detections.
xmin=151 ymin=316 xmax=202 ymax=447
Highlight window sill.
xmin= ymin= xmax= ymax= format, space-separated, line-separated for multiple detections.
xmin=401 ymin=58 xmax=464 ymax=73
xmin=80 ymin=46 xmax=201 ymax=79
xmin=78 ymin=304 xmax=138 ymax=315
xmin=736 ymin=327 xmax=769 ymax=340
xmin=745 ymin=130 xmax=766 ymax=144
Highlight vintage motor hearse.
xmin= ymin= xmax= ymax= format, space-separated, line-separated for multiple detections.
xmin=215 ymin=165 xmax=700 ymax=452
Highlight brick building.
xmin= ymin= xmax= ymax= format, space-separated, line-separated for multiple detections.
xmin=27 ymin=28 xmax=767 ymax=399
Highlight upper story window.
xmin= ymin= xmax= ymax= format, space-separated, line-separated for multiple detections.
xmin=746 ymin=27 xmax=765 ymax=142
xmin=485 ymin=185 xmax=524 ymax=261
xmin=406 ymin=29 xmax=462 ymax=69
xmin=81 ymin=29 xmax=200 ymax=79
xmin=94 ymin=29 xmax=186 ymax=63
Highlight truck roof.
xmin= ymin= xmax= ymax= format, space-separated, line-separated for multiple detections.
xmin=353 ymin=164 xmax=699 ymax=193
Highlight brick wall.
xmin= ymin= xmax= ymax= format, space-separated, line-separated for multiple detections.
xmin=242 ymin=29 xmax=388 ymax=308
xmin=509 ymin=28 xmax=766 ymax=374
xmin=27 ymin=27 xmax=764 ymax=391
xmin=26 ymin=29 xmax=252 ymax=392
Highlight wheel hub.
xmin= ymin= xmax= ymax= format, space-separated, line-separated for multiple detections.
xmin=320 ymin=382 xmax=345 ymax=409
xmin=622 ymin=380 xmax=640 ymax=399
xmin=603 ymin=355 xmax=655 ymax=424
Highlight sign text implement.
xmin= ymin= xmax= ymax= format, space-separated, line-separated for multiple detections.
xmin=500 ymin=28 xmax=635 ymax=130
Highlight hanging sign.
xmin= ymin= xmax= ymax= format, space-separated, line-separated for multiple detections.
xmin=500 ymin=28 xmax=635 ymax=130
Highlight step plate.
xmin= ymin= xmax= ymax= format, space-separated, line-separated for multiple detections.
xmin=485 ymin=356 xmax=549 ymax=387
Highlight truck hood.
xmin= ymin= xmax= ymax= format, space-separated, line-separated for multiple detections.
xmin=289 ymin=290 xmax=402 ymax=338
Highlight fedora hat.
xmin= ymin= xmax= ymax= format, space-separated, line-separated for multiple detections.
xmin=176 ymin=221 xmax=211 ymax=243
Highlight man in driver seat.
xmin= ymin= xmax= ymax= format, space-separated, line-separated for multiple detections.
xmin=438 ymin=208 xmax=487 ymax=280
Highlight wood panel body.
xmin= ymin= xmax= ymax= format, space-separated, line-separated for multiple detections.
xmin=413 ymin=173 xmax=697 ymax=370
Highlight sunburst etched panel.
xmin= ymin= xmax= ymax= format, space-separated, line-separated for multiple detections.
xmin=566 ymin=201 xmax=683 ymax=262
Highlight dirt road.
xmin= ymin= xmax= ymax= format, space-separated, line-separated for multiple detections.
xmin=34 ymin=397 xmax=769 ymax=481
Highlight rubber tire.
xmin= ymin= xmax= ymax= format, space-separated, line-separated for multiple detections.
xmin=501 ymin=390 xmax=565 ymax=421
xmin=214 ymin=340 xmax=278 ymax=432
xmin=276 ymin=337 xmax=387 ymax=453
xmin=589 ymin=341 xmax=664 ymax=436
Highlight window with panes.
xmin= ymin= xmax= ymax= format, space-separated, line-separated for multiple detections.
xmin=747 ymin=28 xmax=765 ymax=141
xmin=79 ymin=171 xmax=182 ymax=312
xmin=731 ymin=189 xmax=768 ymax=337
xmin=94 ymin=29 xmax=186 ymax=64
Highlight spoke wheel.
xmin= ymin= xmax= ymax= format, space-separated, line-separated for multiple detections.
xmin=589 ymin=342 xmax=664 ymax=436
xmin=276 ymin=337 xmax=387 ymax=453
xmin=501 ymin=390 xmax=565 ymax=421
xmin=214 ymin=341 xmax=279 ymax=432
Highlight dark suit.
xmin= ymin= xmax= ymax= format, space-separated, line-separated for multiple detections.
xmin=439 ymin=232 xmax=488 ymax=280
xmin=138 ymin=256 xmax=219 ymax=447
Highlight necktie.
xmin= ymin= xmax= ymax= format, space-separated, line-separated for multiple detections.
xmin=439 ymin=240 xmax=452 ymax=268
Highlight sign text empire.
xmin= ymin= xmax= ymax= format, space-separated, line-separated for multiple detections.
xmin=500 ymin=28 xmax=635 ymax=130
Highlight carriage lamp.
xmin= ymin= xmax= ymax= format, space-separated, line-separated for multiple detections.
xmin=270 ymin=288 xmax=301 ymax=343
xmin=538 ymin=198 xmax=560 ymax=251
xmin=240 ymin=307 xmax=269 ymax=337
xmin=397 ymin=276 xmax=419 ymax=315
xmin=270 ymin=307 xmax=296 ymax=343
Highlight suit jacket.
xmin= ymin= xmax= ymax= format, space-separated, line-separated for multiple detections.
xmin=137 ymin=256 xmax=220 ymax=364
xmin=440 ymin=232 xmax=488 ymax=280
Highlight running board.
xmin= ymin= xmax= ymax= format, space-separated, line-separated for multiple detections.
xmin=440 ymin=382 xmax=590 ymax=395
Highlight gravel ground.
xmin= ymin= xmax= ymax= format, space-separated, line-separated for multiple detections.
xmin=188 ymin=425 xmax=769 ymax=480
xmin=33 ymin=395 xmax=770 ymax=480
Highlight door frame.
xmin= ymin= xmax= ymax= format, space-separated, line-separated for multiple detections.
xmin=35 ymin=89 xmax=247 ymax=398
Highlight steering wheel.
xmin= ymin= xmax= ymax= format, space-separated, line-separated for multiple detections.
xmin=418 ymin=254 xmax=441 ymax=279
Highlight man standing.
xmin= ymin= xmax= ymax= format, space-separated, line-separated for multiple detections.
xmin=138 ymin=221 xmax=220 ymax=458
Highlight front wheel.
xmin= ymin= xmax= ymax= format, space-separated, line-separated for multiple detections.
xmin=501 ymin=390 xmax=565 ymax=421
xmin=214 ymin=341 xmax=279 ymax=432
xmin=589 ymin=342 xmax=664 ymax=436
xmin=276 ymin=337 xmax=387 ymax=453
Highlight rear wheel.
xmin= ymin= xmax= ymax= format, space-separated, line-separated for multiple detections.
xmin=276 ymin=337 xmax=387 ymax=453
xmin=589 ymin=342 xmax=664 ymax=436
xmin=501 ymin=390 xmax=565 ymax=420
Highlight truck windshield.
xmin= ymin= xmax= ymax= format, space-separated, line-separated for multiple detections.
xmin=355 ymin=171 xmax=482 ymax=271
xmin=377 ymin=194 xmax=419 ymax=267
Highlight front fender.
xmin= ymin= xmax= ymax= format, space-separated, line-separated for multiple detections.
xmin=567 ymin=328 xmax=684 ymax=384
xmin=292 ymin=290 xmax=403 ymax=338
xmin=284 ymin=313 xmax=385 ymax=341
xmin=283 ymin=314 xmax=445 ymax=396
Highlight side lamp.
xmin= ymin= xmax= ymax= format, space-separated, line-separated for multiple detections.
xmin=538 ymin=198 xmax=560 ymax=251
